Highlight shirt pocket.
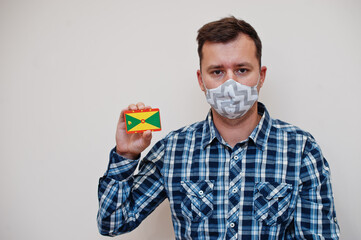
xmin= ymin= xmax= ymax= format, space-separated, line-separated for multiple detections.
xmin=253 ymin=181 xmax=293 ymax=226
xmin=180 ymin=180 xmax=214 ymax=222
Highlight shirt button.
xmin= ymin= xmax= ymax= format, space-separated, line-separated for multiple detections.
xmin=334 ymin=217 xmax=337 ymax=222
xmin=232 ymin=188 xmax=238 ymax=193
xmin=198 ymin=190 xmax=204 ymax=195
xmin=230 ymin=222 xmax=235 ymax=228
xmin=233 ymin=156 xmax=239 ymax=160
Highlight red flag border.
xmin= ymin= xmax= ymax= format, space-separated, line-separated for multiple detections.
xmin=123 ymin=108 xmax=162 ymax=134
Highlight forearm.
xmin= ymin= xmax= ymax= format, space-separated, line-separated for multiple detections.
xmin=97 ymin=176 xmax=137 ymax=236
xmin=97 ymin=149 xmax=140 ymax=235
xmin=97 ymin=146 xmax=166 ymax=236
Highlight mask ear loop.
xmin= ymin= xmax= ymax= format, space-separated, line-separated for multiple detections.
xmin=201 ymin=74 xmax=209 ymax=91
xmin=254 ymin=73 xmax=261 ymax=88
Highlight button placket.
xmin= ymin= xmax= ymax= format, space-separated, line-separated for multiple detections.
xmin=226 ymin=148 xmax=244 ymax=239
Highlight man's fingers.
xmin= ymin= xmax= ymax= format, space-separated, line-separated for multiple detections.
xmin=128 ymin=102 xmax=147 ymax=111
xmin=143 ymin=130 xmax=152 ymax=138
xmin=127 ymin=103 xmax=150 ymax=111
xmin=119 ymin=102 xmax=151 ymax=130
xmin=136 ymin=102 xmax=145 ymax=110
xmin=128 ymin=104 xmax=137 ymax=110
xmin=142 ymin=130 xmax=152 ymax=144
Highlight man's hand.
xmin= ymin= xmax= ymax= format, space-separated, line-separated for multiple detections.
xmin=116 ymin=102 xmax=153 ymax=160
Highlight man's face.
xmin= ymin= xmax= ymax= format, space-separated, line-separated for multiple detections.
xmin=197 ymin=34 xmax=266 ymax=92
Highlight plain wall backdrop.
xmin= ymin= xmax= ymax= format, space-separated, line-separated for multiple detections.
xmin=1 ymin=0 xmax=361 ymax=239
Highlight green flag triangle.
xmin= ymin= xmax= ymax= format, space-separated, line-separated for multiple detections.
xmin=126 ymin=114 xmax=142 ymax=131
xmin=145 ymin=112 xmax=161 ymax=128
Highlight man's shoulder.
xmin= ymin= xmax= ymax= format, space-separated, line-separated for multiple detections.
xmin=271 ymin=118 xmax=315 ymax=141
xmin=259 ymin=102 xmax=315 ymax=142
xmin=163 ymin=119 xmax=206 ymax=140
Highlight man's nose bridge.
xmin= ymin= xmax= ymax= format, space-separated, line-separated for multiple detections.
xmin=225 ymin=69 xmax=236 ymax=80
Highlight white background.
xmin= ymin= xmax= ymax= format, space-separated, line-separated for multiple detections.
xmin=1 ymin=0 xmax=360 ymax=239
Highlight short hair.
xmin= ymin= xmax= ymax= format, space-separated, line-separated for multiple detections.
xmin=197 ymin=16 xmax=262 ymax=68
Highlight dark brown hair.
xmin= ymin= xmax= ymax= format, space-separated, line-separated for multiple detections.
xmin=197 ymin=16 xmax=262 ymax=68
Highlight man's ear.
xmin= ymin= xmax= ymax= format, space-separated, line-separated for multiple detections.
xmin=197 ymin=70 xmax=205 ymax=92
xmin=259 ymin=66 xmax=267 ymax=89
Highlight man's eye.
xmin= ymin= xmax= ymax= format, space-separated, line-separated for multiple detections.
xmin=213 ymin=70 xmax=223 ymax=75
xmin=236 ymin=68 xmax=248 ymax=74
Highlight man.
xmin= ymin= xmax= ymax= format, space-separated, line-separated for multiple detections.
xmin=97 ymin=16 xmax=340 ymax=239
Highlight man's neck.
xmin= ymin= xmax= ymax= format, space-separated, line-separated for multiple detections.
xmin=212 ymin=103 xmax=261 ymax=148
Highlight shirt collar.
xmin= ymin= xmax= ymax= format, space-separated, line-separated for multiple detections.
xmin=201 ymin=102 xmax=272 ymax=151
xmin=248 ymin=102 xmax=272 ymax=151
xmin=201 ymin=110 xmax=220 ymax=149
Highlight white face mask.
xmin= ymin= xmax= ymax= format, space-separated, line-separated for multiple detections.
xmin=203 ymin=78 xmax=260 ymax=119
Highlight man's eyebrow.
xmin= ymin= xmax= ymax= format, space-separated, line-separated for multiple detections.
xmin=206 ymin=65 xmax=223 ymax=71
xmin=206 ymin=62 xmax=254 ymax=71
xmin=235 ymin=62 xmax=253 ymax=68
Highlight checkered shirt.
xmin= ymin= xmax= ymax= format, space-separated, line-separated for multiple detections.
xmin=97 ymin=102 xmax=340 ymax=239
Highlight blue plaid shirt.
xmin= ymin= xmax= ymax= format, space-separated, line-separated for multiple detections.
xmin=97 ymin=102 xmax=340 ymax=239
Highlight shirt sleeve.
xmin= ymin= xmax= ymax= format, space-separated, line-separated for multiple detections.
xmin=293 ymin=138 xmax=340 ymax=239
xmin=97 ymin=140 xmax=167 ymax=236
